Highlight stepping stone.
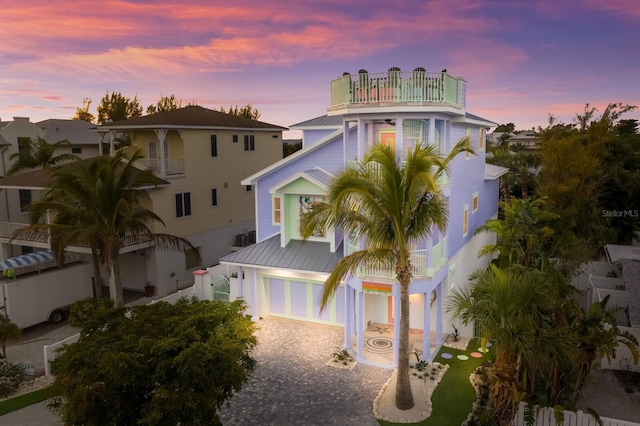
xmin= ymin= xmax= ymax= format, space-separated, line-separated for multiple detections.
xmin=477 ymin=347 xmax=489 ymax=353
xmin=440 ymin=353 xmax=453 ymax=359
xmin=457 ymin=355 xmax=469 ymax=361
xmin=470 ymin=352 xmax=483 ymax=358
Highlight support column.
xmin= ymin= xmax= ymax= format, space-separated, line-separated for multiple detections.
xmin=251 ymin=269 xmax=259 ymax=321
xmin=356 ymin=289 xmax=364 ymax=360
xmin=155 ymin=129 xmax=168 ymax=179
xmin=357 ymin=118 xmax=365 ymax=161
xmin=343 ymin=120 xmax=350 ymax=165
xmin=395 ymin=117 xmax=403 ymax=160
xmin=344 ymin=283 xmax=351 ymax=350
xmin=108 ymin=131 xmax=116 ymax=156
xmin=436 ymin=282 xmax=443 ymax=344
xmin=393 ymin=285 xmax=401 ymax=367
xmin=236 ymin=266 xmax=243 ymax=299
xmin=423 ymin=291 xmax=431 ymax=361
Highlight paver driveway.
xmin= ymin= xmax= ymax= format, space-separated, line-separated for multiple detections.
xmin=219 ymin=317 xmax=392 ymax=425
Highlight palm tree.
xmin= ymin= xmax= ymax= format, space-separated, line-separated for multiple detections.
xmin=7 ymin=137 xmax=80 ymax=175
xmin=301 ymin=138 xmax=472 ymax=410
xmin=0 ymin=315 xmax=21 ymax=358
xmin=475 ymin=197 xmax=556 ymax=268
xmin=12 ymin=149 xmax=197 ymax=307
xmin=447 ymin=265 xmax=577 ymax=425
xmin=573 ymin=295 xmax=639 ymax=396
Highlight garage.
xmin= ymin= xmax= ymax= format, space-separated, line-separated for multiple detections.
xmin=264 ymin=275 xmax=345 ymax=326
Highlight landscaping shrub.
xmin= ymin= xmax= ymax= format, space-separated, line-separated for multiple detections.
xmin=68 ymin=297 xmax=114 ymax=327
xmin=0 ymin=360 xmax=24 ymax=398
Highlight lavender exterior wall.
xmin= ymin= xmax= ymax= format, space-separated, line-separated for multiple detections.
xmin=446 ymin=124 xmax=493 ymax=257
xmin=255 ymin=137 xmax=345 ymax=241
xmin=302 ymin=129 xmax=340 ymax=148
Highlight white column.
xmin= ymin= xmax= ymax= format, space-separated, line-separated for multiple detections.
xmin=344 ymin=284 xmax=351 ymax=350
xmin=428 ymin=118 xmax=436 ymax=147
xmin=423 ymin=291 xmax=431 ymax=361
xmin=343 ymin=120 xmax=350 ymax=165
xmin=236 ymin=266 xmax=243 ymax=298
xmin=251 ymin=269 xmax=259 ymax=321
xmin=356 ymin=289 xmax=364 ymax=360
xmin=436 ymin=282 xmax=443 ymax=344
xmin=155 ymin=129 xmax=168 ymax=178
xmin=357 ymin=118 xmax=365 ymax=161
xmin=395 ymin=117 xmax=403 ymax=160
xmin=109 ymin=131 xmax=116 ymax=156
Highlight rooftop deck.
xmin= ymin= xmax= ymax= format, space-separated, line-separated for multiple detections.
xmin=329 ymin=68 xmax=466 ymax=112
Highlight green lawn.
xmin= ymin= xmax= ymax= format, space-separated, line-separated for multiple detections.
xmin=379 ymin=339 xmax=489 ymax=426
xmin=0 ymin=386 xmax=58 ymax=416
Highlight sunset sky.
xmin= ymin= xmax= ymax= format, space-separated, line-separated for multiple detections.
xmin=1 ymin=0 xmax=639 ymax=137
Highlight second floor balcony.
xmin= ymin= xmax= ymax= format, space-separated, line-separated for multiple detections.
xmin=330 ymin=68 xmax=466 ymax=112
xmin=138 ymin=157 xmax=184 ymax=177
xmin=347 ymin=237 xmax=448 ymax=281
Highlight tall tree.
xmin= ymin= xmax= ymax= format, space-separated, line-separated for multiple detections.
xmin=50 ymin=299 xmax=257 ymax=426
xmin=7 ymin=137 xmax=80 ymax=176
xmin=218 ymin=104 xmax=261 ymax=120
xmin=301 ymin=138 xmax=472 ymax=410
xmin=146 ymin=94 xmax=183 ymax=115
xmin=14 ymin=149 xmax=197 ymax=306
xmin=96 ymin=91 xmax=143 ymax=124
xmin=447 ymin=265 xmax=577 ymax=425
xmin=72 ymin=98 xmax=96 ymax=123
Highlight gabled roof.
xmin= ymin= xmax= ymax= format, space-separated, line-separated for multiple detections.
xmin=37 ymin=119 xmax=100 ymax=145
xmin=0 ymin=156 xmax=170 ymax=190
xmin=241 ymin=124 xmax=353 ymax=185
xmin=456 ymin=113 xmax=498 ymax=128
xmin=99 ymin=105 xmax=287 ymax=131
xmin=269 ymin=168 xmax=333 ymax=194
xmin=290 ymin=115 xmax=343 ymax=129
xmin=220 ymin=234 xmax=343 ymax=273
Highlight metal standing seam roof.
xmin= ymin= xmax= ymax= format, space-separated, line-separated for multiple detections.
xmin=290 ymin=115 xmax=344 ymax=128
xmin=37 ymin=119 xmax=101 ymax=145
xmin=304 ymin=168 xmax=333 ymax=186
xmin=220 ymin=234 xmax=343 ymax=273
xmin=0 ymin=250 xmax=55 ymax=271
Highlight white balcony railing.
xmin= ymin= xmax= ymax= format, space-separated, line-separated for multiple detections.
xmin=138 ymin=158 xmax=184 ymax=176
xmin=346 ymin=237 xmax=448 ymax=280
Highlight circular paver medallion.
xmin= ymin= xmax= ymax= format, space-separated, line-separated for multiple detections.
xmin=364 ymin=337 xmax=393 ymax=353
xmin=440 ymin=352 xmax=453 ymax=359
xmin=477 ymin=347 xmax=489 ymax=353
xmin=470 ymin=352 xmax=483 ymax=358
xmin=457 ymin=354 xmax=469 ymax=361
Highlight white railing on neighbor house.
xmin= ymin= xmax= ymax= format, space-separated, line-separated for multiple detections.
xmin=347 ymin=238 xmax=447 ymax=280
xmin=513 ymin=402 xmax=640 ymax=426
xmin=138 ymin=158 xmax=184 ymax=175
xmin=43 ymin=284 xmax=198 ymax=376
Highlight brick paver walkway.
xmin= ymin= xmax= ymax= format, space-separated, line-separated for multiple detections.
xmin=219 ymin=317 xmax=392 ymax=425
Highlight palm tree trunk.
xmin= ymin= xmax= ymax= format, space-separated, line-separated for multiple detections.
xmin=109 ymin=254 xmax=125 ymax=307
xmin=395 ymin=275 xmax=414 ymax=410
xmin=91 ymin=248 xmax=103 ymax=297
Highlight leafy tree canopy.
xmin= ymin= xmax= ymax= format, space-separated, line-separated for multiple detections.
xmin=97 ymin=91 xmax=143 ymax=124
xmin=146 ymin=94 xmax=183 ymax=115
xmin=494 ymin=123 xmax=516 ymax=133
xmin=218 ymin=104 xmax=261 ymax=120
xmin=72 ymin=98 xmax=96 ymax=123
xmin=50 ymin=299 xmax=257 ymax=426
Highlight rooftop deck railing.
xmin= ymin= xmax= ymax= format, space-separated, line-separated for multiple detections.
xmin=331 ymin=70 xmax=465 ymax=109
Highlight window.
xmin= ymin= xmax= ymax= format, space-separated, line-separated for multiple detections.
xmin=246 ymin=185 xmax=252 ymax=192
xmin=272 ymin=196 xmax=281 ymax=224
xmin=72 ymin=147 xmax=82 ymax=154
xmin=232 ymin=134 xmax=238 ymax=143
xmin=211 ymin=188 xmax=218 ymax=206
xmin=19 ymin=189 xmax=31 ymax=213
xmin=17 ymin=137 xmax=31 ymax=160
xmin=472 ymin=194 xmax=479 ymax=213
xmin=463 ymin=207 xmax=469 ymax=236
xmin=185 ymin=246 xmax=202 ymax=270
xmin=465 ymin=129 xmax=471 ymax=159
xmin=175 ymin=192 xmax=191 ymax=218
xmin=210 ymin=135 xmax=218 ymax=157
xmin=478 ymin=128 xmax=485 ymax=150
xmin=244 ymin=135 xmax=255 ymax=151
xmin=300 ymin=195 xmax=325 ymax=237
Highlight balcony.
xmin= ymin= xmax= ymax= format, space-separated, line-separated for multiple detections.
xmin=330 ymin=69 xmax=466 ymax=111
xmin=0 ymin=221 xmax=154 ymax=252
xmin=138 ymin=158 xmax=184 ymax=177
xmin=347 ymin=238 xmax=447 ymax=281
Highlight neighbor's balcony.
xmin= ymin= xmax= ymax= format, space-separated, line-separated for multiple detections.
xmin=347 ymin=238 xmax=447 ymax=280
xmin=138 ymin=158 xmax=184 ymax=176
xmin=0 ymin=221 xmax=154 ymax=251
xmin=330 ymin=69 xmax=466 ymax=111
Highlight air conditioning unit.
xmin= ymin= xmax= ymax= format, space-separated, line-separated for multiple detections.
xmin=235 ymin=234 xmax=249 ymax=247
xmin=248 ymin=231 xmax=256 ymax=244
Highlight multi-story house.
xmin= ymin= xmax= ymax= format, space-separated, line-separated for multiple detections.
xmin=0 ymin=117 xmax=101 ymax=259
xmin=219 ymin=68 xmax=507 ymax=368
xmin=0 ymin=106 xmax=286 ymax=297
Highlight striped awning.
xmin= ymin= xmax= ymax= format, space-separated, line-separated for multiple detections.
xmin=0 ymin=250 xmax=55 ymax=271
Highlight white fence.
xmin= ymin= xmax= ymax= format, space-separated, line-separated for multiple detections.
xmin=513 ymin=402 xmax=640 ymax=426
xmin=43 ymin=283 xmax=199 ymax=376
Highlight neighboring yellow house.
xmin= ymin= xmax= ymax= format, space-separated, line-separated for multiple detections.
xmin=0 ymin=106 xmax=286 ymax=298
xmin=96 ymin=105 xmax=287 ymax=295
